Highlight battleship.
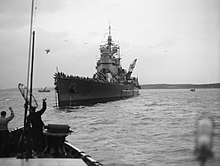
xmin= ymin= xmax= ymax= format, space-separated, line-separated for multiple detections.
xmin=54 ymin=25 xmax=141 ymax=107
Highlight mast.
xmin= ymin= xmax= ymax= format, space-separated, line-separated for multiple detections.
xmin=108 ymin=22 xmax=111 ymax=37
xmin=29 ymin=31 xmax=35 ymax=107
xmin=26 ymin=0 xmax=35 ymax=99
xmin=27 ymin=30 xmax=36 ymax=157
xmin=107 ymin=22 xmax=112 ymax=48
xmin=23 ymin=0 xmax=35 ymax=132
xmin=19 ymin=0 xmax=35 ymax=158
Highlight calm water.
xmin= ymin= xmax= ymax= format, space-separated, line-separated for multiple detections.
xmin=0 ymin=88 xmax=220 ymax=166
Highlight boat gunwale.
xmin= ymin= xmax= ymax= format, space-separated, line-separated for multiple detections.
xmin=5 ymin=127 xmax=103 ymax=166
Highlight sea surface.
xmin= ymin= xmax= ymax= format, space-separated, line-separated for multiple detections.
xmin=0 ymin=88 xmax=220 ymax=166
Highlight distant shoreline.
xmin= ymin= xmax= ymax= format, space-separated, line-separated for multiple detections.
xmin=140 ymin=83 xmax=220 ymax=89
xmin=1 ymin=83 xmax=220 ymax=91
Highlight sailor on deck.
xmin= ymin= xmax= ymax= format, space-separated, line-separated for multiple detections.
xmin=29 ymin=98 xmax=47 ymax=151
xmin=0 ymin=107 xmax=14 ymax=156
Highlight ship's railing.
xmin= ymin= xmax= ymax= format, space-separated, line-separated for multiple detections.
xmin=55 ymin=72 xmax=139 ymax=86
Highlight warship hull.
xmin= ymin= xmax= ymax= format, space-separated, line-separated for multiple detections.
xmin=55 ymin=75 xmax=140 ymax=107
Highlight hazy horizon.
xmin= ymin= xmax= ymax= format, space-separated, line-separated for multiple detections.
xmin=1 ymin=82 xmax=220 ymax=91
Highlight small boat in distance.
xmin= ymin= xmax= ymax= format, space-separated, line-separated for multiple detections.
xmin=190 ymin=88 xmax=196 ymax=92
xmin=38 ymin=87 xmax=50 ymax=92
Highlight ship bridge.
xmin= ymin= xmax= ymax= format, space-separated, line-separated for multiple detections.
xmin=94 ymin=24 xmax=129 ymax=83
xmin=96 ymin=25 xmax=121 ymax=77
xmin=97 ymin=45 xmax=120 ymax=75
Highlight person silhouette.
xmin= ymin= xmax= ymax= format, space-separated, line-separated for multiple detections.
xmin=29 ymin=98 xmax=47 ymax=151
xmin=0 ymin=107 xmax=14 ymax=156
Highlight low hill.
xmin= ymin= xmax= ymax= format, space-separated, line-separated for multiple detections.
xmin=140 ymin=83 xmax=220 ymax=89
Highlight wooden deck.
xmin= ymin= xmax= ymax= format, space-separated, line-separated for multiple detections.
xmin=0 ymin=158 xmax=87 ymax=166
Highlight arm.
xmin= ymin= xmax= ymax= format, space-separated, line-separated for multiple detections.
xmin=6 ymin=107 xmax=14 ymax=121
xmin=38 ymin=98 xmax=47 ymax=115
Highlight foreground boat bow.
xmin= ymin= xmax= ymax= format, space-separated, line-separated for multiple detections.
xmin=1 ymin=125 xmax=103 ymax=166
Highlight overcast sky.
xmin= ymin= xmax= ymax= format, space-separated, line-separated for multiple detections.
xmin=0 ymin=0 xmax=219 ymax=89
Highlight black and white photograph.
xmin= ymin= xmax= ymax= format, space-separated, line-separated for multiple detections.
xmin=0 ymin=0 xmax=219 ymax=165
